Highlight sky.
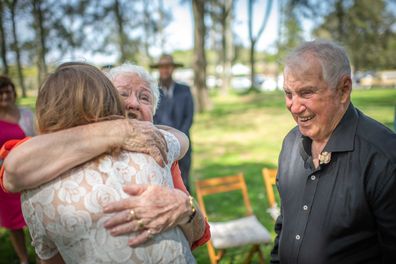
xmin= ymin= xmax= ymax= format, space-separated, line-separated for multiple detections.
xmin=164 ymin=0 xmax=280 ymax=53
xmin=89 ymin=0 xmax=303 ymax=64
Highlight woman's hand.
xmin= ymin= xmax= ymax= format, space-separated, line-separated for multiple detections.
xmin=122 ymin=119 xmax=168 ymax=166
xmin=103 ymin=184 xmax=191 ymax=246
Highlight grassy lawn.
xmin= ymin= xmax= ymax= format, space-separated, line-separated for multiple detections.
xmin=1 ymin=88 xmax=395 ymax=263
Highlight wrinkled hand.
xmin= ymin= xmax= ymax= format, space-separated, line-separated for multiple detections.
xmin=122 ymin=119 xmax=168 ymax=166
xmin=103 ymin=184 xmax=190 ymax=246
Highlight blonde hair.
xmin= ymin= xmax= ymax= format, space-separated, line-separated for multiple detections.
xmin=36 ymin=62 xmax=125 ymax=134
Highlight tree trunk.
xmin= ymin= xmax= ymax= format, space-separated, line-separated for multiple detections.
xmin=249 ymin=39 xmax=256 ymax=90
xmin=114 ymin=0 xmax=127 ymax=62
xmin=32 ymin=0 xmax=48 ymax=85
xmin=0 ymin=1 xmax=9 ymax=75
xmin=335 ymin=0 xmax=344 ymax=40
xmin=142 ymin=0 xmax=153 ymax=67
xmin=192 ymin=0 xmax=210 ymax=112
xmin=248 ymin=0 xmax=273 ymax=91
xmin=221 ymin=0 xmax=233 ymax=95
xmin=10 ymin=0 xmax=26 ymax=97
xmin=157 ymin=0 xmax=166 ymax=53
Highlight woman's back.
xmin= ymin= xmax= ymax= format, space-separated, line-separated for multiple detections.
xmin=22 ymin=131 xmax=195 ymax=264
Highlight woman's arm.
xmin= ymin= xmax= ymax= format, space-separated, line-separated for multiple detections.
xmin=178 ymin=198 xmax=207 ymax=248
xmin=156 ymin=125 xmax=189 ymax=160
xmin=3 ymin=119 xmax=167 ymax=192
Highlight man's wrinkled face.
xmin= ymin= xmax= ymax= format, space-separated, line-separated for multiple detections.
xmin=283 ymin=58 xmax=346 ymax=142
xmin=113 ymin=74 xmax=154 ymax=122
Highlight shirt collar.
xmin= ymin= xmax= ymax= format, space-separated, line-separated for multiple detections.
xmin=160 ymin=81 xmax=175 ymax=98
xmin=324 ymin=103 xmax=357 ymax=153
xmin=299 ymin=103 xmax=358 ymax=166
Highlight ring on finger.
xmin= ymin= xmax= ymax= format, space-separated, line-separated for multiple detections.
xmin=138 ymin=219 xmax=145 ymax=229
xmin=127 ymin=209 xmax=136 ymax=221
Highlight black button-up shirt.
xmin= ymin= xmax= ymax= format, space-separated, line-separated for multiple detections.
xmin=271 ymin=104 xmax=396 ymax=264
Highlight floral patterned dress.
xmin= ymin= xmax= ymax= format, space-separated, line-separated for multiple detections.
xmin=22 ymin=130 xmax=195 ymax=264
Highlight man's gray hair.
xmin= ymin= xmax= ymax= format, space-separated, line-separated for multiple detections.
xmin=284 ymin=40 xmax=351 ymax=88
xmin=106 ymin=63 xmax=160 ymax=114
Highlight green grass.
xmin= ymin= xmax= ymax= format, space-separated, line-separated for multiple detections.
xmin=1 ymin=88 xmax=395 ymax=263
xmin=189 ymin=88 xmax=395 ymax=263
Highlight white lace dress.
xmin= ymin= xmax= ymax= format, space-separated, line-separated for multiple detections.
xmin=21 ymin=130 xmax=195 ymax=264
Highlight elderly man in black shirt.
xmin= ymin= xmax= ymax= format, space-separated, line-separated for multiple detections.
xmin=270 ymin=40 xmax=396 ymax=264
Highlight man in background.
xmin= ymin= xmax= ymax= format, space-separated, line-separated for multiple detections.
xmin=151 ymin=54 xmax=194 ymax=191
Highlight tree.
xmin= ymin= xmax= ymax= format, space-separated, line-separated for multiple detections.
xmin=32 ymin=0 xmax=48 ymax=85
xmin=81 ymin=0 xmax=142 ymax=64
xmin=248 ymin=0 xmax=273 ymax=90
xmin=276 ymin=0 xmax=304 ymax=63
xmin=207 ymin=0 xmax=234 ymax=94
xmin=49 ymin=1 xmax=89 ymax=60
xmin=140 ymin=0 xmax=172 ymax=67
xmin=0 ymin=0 xmax=9 ymax=75
xmin=192 ymin=0 xmax=210 ymax=112
xmin=314 ymin=0 xmax=396 ymax=71
xmin=7 ymin=0 xmax=27 ymax=97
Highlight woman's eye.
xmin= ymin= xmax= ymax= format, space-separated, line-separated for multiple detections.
xmin=139 ymin=93 xmax=152 ymax=103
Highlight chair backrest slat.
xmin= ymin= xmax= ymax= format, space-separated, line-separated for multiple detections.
xmin=262 ymin=168 xmax=277 ymax=208
xmin=195 ymin=173 xmax=253 ymax=217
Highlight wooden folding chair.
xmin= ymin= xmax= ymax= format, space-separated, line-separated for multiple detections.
xmin=261 ymin=168 xmax=280 ymax=220
xmin=195 ymin=173 xmax=271 ymax=264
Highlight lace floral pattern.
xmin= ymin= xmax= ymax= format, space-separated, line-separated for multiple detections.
xmin=22 ymin=130 xmax=195 ymax=263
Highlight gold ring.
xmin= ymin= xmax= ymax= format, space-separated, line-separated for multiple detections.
xmin=137 ymin=219 xmax=145 ymax=229
xmin=127 ymin=209 xmax=136 ymax=221
xmin=147 ymin=229 xmax=154 ymax=239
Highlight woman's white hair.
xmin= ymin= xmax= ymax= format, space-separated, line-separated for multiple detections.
xmin=284 ymin=40 xmax=351 ymax=89
xmin=106 ymin=63 xmax=160 ymax=114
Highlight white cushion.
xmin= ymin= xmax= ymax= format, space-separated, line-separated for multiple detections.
xmin=209 ymin=215 xmax=271 ymax=249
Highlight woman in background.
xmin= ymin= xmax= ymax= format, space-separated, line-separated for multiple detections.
xmin=0 ymin=76 xmax=35 ymax=264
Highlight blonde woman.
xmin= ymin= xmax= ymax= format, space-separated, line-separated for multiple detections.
xmin=21 ymin=62 xmax=196 ymax=263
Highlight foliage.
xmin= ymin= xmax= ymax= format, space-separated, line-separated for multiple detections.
xmin=313 ymin=0 xmax=396 ymax=71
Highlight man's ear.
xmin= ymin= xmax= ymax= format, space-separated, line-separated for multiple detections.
xmin=338 ymin=75 xmax=352 ymax=103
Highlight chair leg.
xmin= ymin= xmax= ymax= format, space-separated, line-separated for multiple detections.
xmin=257 ymin=246 xmax=266 ymax=264
xmin=243 ymin=245 xmax=258 ymax=264
xmin=207 ymin=242 xmax=219 ymax=264
xmin=217 ymin=250 xmax=225 ymax=262
xmin=243 ymin=244 xmax=266 ymax=264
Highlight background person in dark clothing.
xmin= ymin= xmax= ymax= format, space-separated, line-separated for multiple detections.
xmin=151 ymin=54 xmax=194 ymax=191
xmin=271 ymin=40 xmax=396 ymax=264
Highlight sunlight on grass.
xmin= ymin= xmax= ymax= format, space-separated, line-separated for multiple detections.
xmin=191 ymin=89 xmax=395 ymax=263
